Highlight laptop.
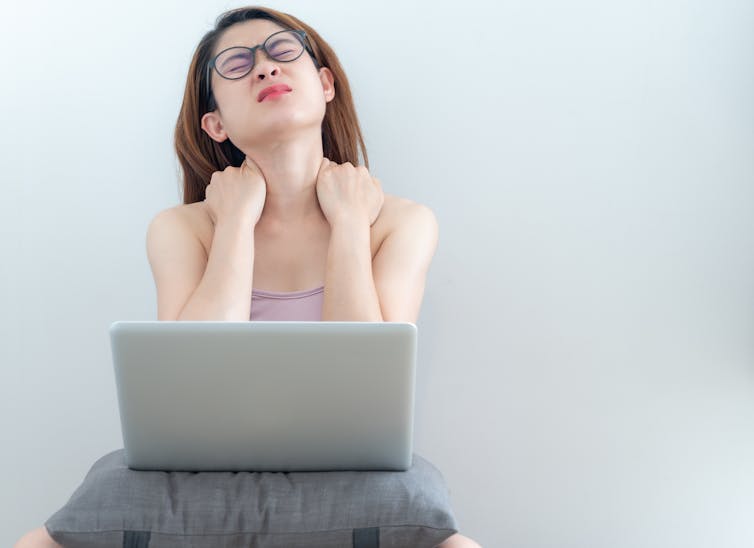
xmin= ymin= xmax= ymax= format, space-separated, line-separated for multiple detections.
xmin=109 ymin=321 xmax=417 ymax=472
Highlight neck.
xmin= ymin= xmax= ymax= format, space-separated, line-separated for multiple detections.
xmin=244 ymin=131 xmax=327 ymax=230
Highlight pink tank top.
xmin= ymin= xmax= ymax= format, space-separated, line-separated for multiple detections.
xmin=249 ymin=286 xmax=324 ymax=321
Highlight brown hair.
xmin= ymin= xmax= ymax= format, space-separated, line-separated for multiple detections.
xmin=173 ymin=6 xmax=369 ymax=204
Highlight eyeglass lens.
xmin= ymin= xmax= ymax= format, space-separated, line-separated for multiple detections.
xmin=215 ymin=31 xmax=305 ymax=79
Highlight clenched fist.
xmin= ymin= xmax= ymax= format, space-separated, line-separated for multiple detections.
xmin=315 ymin=158 xmax=384 ymax=227
xmin=204 ymin=156 xmax=267 ymax=226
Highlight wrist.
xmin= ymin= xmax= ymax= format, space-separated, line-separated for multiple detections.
xmin=329 ymin=212 xmax=370 ymax=231
xmin=329 ymin=218 xmax=371 ymax=251
xmin=215 ymin=215 xmax=257 ymax=231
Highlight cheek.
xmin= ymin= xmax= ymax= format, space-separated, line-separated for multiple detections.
xmin=292 ymin=80 xmax=329 ymax=115
xmin=214 ymin=80 xmax=244 ymax=105
xmin=214 ymin=85 xmax=257 ymax=122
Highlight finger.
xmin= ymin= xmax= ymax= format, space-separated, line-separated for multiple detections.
xmin=244 ymin=155 xmax=259 ymax=172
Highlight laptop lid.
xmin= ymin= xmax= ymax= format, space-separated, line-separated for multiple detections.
xmin=110 ymin=321 xmax=417 ymax=472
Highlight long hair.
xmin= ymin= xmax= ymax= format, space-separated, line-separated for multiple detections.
xmin=174 ymin=6 xmax=369 ymax=204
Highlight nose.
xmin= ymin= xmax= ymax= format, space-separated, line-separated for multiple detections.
xmin=250 ymin=48 xmax=280 ymax=81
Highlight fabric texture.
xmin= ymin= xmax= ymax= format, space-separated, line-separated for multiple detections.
xmin=45 ymin=448 xmax=458 ymax=547
xmin=250 ymin=286 xmax=324 ymax=321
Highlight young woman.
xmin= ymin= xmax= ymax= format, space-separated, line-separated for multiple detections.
xmin=16 ymin=6 xmax=481 ymax=547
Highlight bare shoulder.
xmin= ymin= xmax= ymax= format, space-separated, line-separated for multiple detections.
xmin=376 ymin=193 xmax=439 ymax=235
xmin=148 ymin=201 xmax=213 ymax=254
xmin=148 ymin=201 xmax=202 ymax=225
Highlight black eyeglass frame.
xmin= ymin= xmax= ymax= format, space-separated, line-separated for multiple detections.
xmin=205 ymin=29 xmax=318 ymax=110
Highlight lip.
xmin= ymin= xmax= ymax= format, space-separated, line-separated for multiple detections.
xmin=258 ymin=84 xmax=292 ymax=102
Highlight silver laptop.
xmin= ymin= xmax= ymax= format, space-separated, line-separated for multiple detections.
xmin=110 ymin=321 xmax=417 ymax=472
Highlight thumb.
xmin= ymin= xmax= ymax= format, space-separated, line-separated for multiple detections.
xmin=244 ymin=155 xmax=260 ymax=173
xmin=316 ymin=157 xmax=329 ymax=177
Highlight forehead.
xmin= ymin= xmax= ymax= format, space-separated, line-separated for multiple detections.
xmin=214 ymin=19 xmax=288 ymax=55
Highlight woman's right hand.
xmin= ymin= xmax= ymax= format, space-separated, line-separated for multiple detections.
xmin=204 ymin=155 xmax=267 ymax=226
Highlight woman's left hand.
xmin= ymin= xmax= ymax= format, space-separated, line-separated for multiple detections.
xmin=315 ymin=158 xmax=384 ymax=227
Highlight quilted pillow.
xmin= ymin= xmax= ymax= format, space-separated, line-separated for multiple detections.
xmin=45 ymin=449 xmax=458 ymax=547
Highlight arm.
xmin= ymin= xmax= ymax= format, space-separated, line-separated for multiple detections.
xmin=315 ymin=160 xmax=437 ymax=322
xmin=321 ymin=201 xmax=439 ymax=323
xmin=321 ymin=218 xmax=383 ymax=321
xmin=146 ymin=209 xmax=256 ymax=321
xmin=370 ymin=203 xmax=439 ymax=323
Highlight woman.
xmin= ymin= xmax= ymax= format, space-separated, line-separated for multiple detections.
xmin=15 ymin=6 xmax=481 ymax=547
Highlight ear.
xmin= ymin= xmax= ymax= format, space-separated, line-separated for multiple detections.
xmin=318 ymin=66 xmax=335 ymax=103
xmin=200 ymin=111 xmax=228 ymax=143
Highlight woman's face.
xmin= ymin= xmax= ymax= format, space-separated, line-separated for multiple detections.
xmin=201 ymin=19 xmax=335 ymax=149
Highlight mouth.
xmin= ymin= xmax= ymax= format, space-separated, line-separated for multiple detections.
xmin=258 ymin=85 xmax=292 ymax=102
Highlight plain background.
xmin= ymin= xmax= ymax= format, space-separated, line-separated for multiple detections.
xmin=2 ymin=0 xmax=753 ymax=546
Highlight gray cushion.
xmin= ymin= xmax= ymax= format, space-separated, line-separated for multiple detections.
xmin=45 ymin=449 xmax=458 ymax=547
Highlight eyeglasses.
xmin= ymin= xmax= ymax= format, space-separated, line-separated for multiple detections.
xmin=205 ymin=29 xmax=316 ymax=107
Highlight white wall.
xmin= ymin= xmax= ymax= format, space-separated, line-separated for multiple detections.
xmin=3 ymin=1 xmax=754 ymax=546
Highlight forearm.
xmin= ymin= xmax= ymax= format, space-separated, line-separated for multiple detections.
xmin=178 ymin=218 xmax=255 ymax=321
xmin=321 ymin=220 xmax=383 ymax=321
